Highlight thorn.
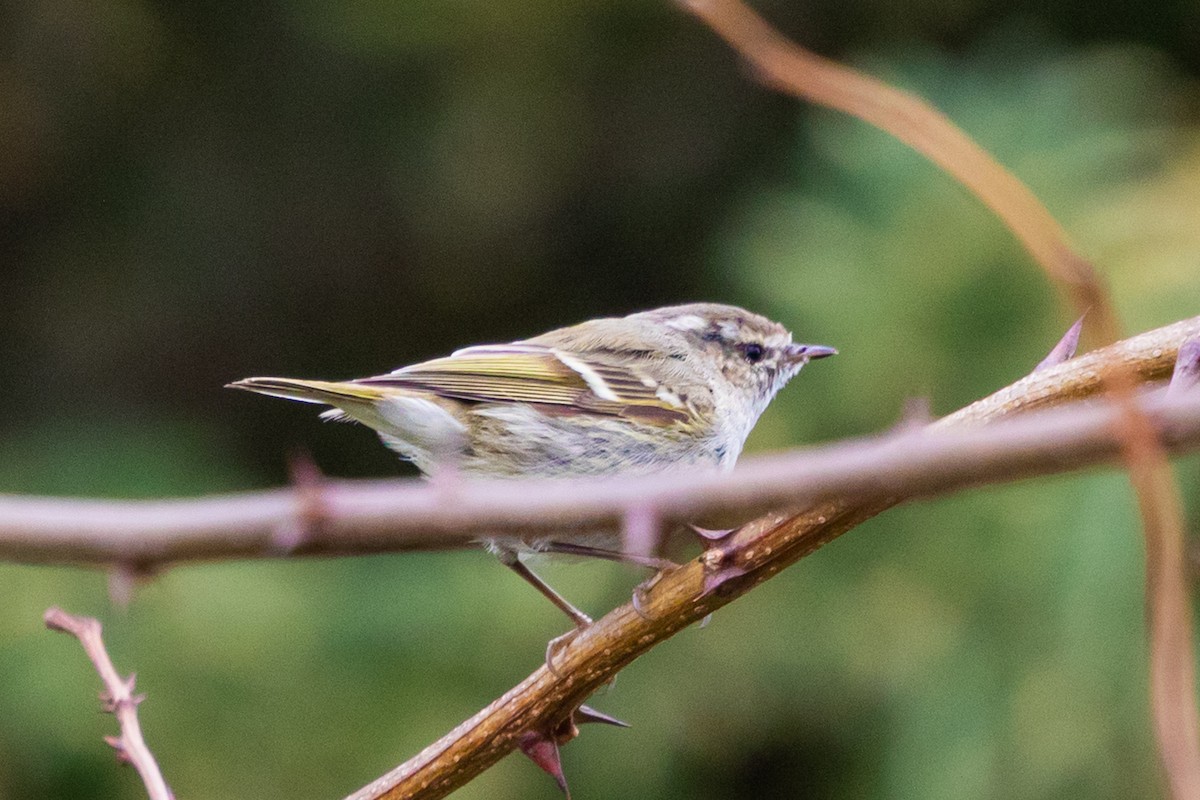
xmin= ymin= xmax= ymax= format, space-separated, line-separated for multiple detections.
xmin=107 ymin=565 xmax=136 ymax=609
xmin=286 ymin=447 xmax=325 ymax=489
xmin=700 ymin=546 xmax=748 ymax=596
xmin=103 ymin=735 xmax=132 ymax=764
xmin=277 ymin=448 xmax=327 ymax=553
xmin=575 ymin=705 xmax=630 ymax=728
xmin=688 ymin=524 xmax=736 ymax=550
xmin=519 ymin=731 xmax=570 ymax=797
xmin=426 ymin=455 xmax=465 ymax=503
xmin=1035 ymin=315 xmax=1086 ymax=372
xmin=702 ymin=563 xmax=749 ymax=596
xmin=621 ymin=504 xmax=660 ymax=560
xmin=895 ymin=396 xmax=933 ymax=431
xmin=107 ymin=563 xmax=158 ymax=609
xmin=1168 ymin=337 xmax=1200 ymax=396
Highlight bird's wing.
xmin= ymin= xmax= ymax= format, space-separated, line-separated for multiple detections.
xmin=357 ymin=344 xmax=692 ymax=425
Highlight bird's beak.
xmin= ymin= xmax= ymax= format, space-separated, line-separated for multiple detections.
xmin=784 ymin=343 xmax=838 ymax=364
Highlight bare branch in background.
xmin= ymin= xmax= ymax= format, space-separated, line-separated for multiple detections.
xmin=674 ymin=0 xmax=1106 ymax=317
xmin=44 ymin=608 xmax=173 ymax=800
xmin=1 ymin=316 xmax=1195 ymax=573
xmin=1143 ymin=342 xmax=1200 ymax=795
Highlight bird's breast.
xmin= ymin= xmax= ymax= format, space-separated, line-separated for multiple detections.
xmin=461 ymin=403 xmax=724 ymax=478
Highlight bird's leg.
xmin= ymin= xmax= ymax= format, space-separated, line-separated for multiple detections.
xmin=495 ymin=548 xmax=593 ymax=629
xmin=495 ymin=548 xmax=597 ymax=676
xmin=498 ymin=542 xmax=684 ymax=671
xmin=537 ymin=541 xmax=677 ymax=571
xmin=492 ymin=546 xmax=595 ymax=671
xmin=538 ymin=541 xmax=679 ymax=622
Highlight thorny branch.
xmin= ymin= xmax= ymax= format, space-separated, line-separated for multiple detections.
xmin=44 ymin=607 xmax=173 ymax=800
xmin=344 ymin=324 xmax=1200 ymax=800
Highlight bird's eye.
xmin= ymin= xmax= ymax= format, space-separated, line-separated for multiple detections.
xmin=742 ymin=343 xmax=765 ymax=363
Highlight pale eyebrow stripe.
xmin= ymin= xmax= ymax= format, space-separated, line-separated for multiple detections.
xmin=664 ymin=314 xmax=707 ymax=332
xmin=552 ymin=350 xmax=620 ymax=401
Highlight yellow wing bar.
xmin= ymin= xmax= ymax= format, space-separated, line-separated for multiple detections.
xmin=359 ymin=345 xmax=690 ymax=425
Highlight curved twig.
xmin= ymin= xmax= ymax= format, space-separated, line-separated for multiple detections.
xmin=45 ymin=608 xmax=173 ymax=800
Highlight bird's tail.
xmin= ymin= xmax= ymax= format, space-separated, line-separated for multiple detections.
xmin=228 ymin=376 xmax=464 ymax=469
xmin=226 ymin=377 xmax=386 ymax=407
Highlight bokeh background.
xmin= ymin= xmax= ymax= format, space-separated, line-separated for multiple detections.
xmin=3 ymin=1 xmax=1200 ymax=797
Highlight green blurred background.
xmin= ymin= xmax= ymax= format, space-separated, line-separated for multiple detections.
xmin=3 ymin=1 xmax=1200 ymax=797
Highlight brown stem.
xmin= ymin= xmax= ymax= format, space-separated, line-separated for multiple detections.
xmin=44 ymin=607 xmax=173 ymax=800
xmin=675 ymin=0 xmax=1104 ymax=316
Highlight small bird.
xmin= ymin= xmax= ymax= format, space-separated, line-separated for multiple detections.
xmin=229 ymin=303 xmax=834 ymax=627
